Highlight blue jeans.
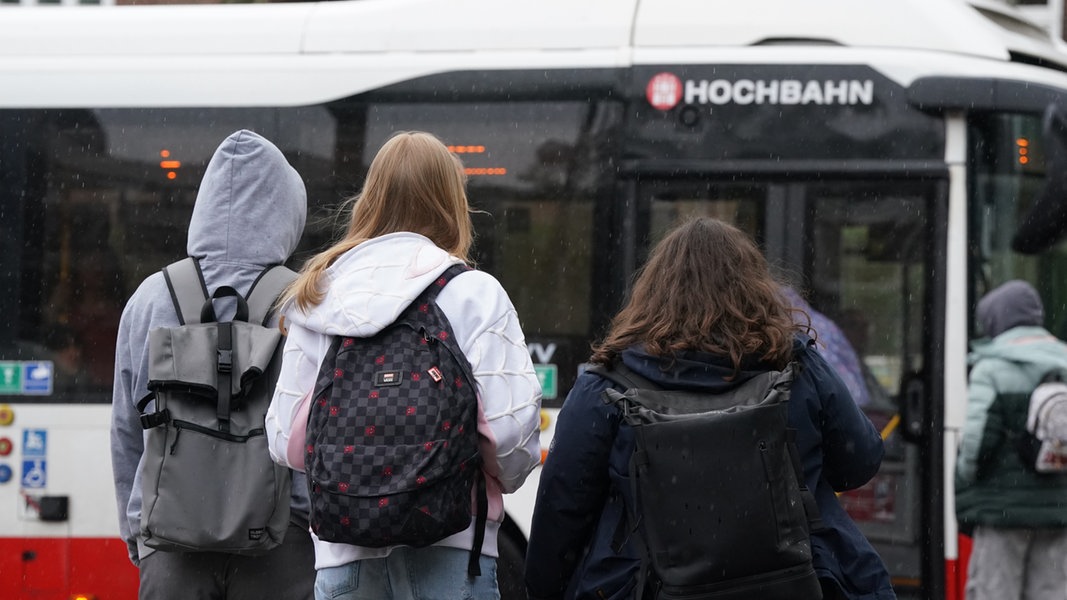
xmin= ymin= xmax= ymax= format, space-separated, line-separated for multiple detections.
xmin=314 ymin=546 xmax=500 ymax=600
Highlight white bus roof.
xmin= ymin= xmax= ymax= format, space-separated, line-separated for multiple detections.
xmin=1 ymin=0 xmax=1066 ymax=107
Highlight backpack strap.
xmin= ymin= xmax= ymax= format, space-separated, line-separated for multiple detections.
xmin=141 ymin=259 xmax=209 ymax=429
xmin=210 ymin=286 xmax=245 ymax=433
xmin=163 ymin=258 xmax=294 ymax=325
xmin=246 ymin=264 xmax=297 ymax=326
xmin=215 ymin=265 xmax=293 ymax=433
xmin=137 ymin=393 xmax=167 ymax=429
xmin=411 ymin=262 xmax=486 ymax=578
xmin=1041 ymin=370 xmax=1067 ymax=385
xmin=162 ymin=257 xmax=209 ymax=325
xmin=419 ymin=263 xmax=472 ymax=304
xmin=785 ymin=428 xmax=825 ymax=532
xmin=587 ymin=361 xmax=658 ymax=392
xmin=429 ymin=263 xmax=490 ymax=579
xmin=586 ymin=361 xmax=659 ymax=598
xmin=468 ymin=471 xmax=489 ymax=578
xmin=765 ymin=358 xmax=825 ymax=532
xmin=155 ymin=260 xmax=295 ymax=434
xmin=588 ymin=363 xmax=666 ymax=426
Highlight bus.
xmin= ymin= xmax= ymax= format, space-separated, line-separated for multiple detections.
xmin=3 ymin=0 xmax=1067 ymax=597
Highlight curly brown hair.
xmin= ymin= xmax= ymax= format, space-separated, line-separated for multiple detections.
xmin=590 ymin=217 xmax=804 ymax=374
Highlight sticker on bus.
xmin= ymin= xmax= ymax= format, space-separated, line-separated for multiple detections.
xmin=21 ymin=458 xmax=46 ymax=489
xmin=0 ymin=361 xmax=53 ymax=395
xmin=22 ymin=362 xmax=53 ymax=395
xmin=534 ymin=364 xmax=558 ymax=400
xmin=22 ymin=429 xmax=46 ymax=457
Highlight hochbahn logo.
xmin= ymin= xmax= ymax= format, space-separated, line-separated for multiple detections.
xmin=646 ymin=72 xmax=875 ymax=110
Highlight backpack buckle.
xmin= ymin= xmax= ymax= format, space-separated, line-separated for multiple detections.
xmin=217 ymin=349 xmax=233 ymax=373
xmin=140 ymin=408 xmax=171 ymax=430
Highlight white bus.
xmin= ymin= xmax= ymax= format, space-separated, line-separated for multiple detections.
xmin=3 ymin=0 xmax=1067 ymax=597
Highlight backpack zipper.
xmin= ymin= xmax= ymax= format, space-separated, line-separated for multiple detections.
xmin=757 ymin=439 xmax=783 ymax=545
xmin=169 ymin=419 xmax=265 ymax=454
xmin=411 ymin=324 xmax=475 ymax=390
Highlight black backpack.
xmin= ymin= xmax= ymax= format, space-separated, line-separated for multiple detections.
xmin=588 ymin=361 xmax=823 ymax=600
xmin=304 ymin=264 xmax=488 ymax=576
xmin=137 ymin=257 xmax=295 ymax=554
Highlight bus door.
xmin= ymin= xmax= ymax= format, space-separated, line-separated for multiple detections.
xmin=629 ymin=175 xmax=944 ymax=599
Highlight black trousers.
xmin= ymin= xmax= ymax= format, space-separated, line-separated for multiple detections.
xmin=138 ymin=522 xmax=316 ymax=600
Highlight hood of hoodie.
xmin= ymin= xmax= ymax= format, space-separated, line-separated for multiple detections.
xmin=970 ymin=326 xmax=1067 ymax=374
xmin=286 ymin=232 xmax=465 ymax=337
xmin=187 ymin=129 xmax=306 ymax=280
xmin=976 ymin=279 xmax=1044 ymax=338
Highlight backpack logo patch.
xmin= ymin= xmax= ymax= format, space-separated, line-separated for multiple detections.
xmin=375 ymin=370 xmax=403 ymax=386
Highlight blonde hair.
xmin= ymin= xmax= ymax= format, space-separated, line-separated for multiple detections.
xmin=284 ymin=131 xmax=474 ymax=312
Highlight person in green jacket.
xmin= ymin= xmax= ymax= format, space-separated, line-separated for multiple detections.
xmin=956 ymin=279 xmax=1067 ymax=600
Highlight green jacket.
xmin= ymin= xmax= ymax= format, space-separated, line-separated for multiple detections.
xmin=956 ymin=326 xmax=1067 ymax=528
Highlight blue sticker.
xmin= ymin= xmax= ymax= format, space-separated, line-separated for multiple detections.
xmin=21 ymin=459 xmax=46 ymax=489
xmin=22 ymin=362 xmax=53 ymax=395
xmin=0 ymin=464 xmax=11 ymax=484
xmin=22 ymin=430 xmax=47 ymax=457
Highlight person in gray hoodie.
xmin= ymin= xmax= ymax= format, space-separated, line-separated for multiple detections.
xmin=110 ymin=129 xmax=316 ymax=599
xmin=956 ymin=279 xmax=1067 ymax=600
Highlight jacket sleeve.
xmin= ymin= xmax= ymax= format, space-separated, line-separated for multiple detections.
xmin=524 ymin=373 xmax=617 ymax=600
xmin=956 ymin=359 xmax=998 ymax=483
xmin=440 ymin=270 xmax=542 ymax=494
xmin=109 ymin=283 xmax=159 ymax=567
xmin=265 ymin=320 xmax=325 ymax=469
xmin=801 ymin=346 xmax=885 ymax=491
xmin=109 ymin=298 xmax=147 ymax=563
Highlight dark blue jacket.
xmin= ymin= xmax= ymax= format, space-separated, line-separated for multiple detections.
xmin=525 ymin=339 xmax=896 ymax=600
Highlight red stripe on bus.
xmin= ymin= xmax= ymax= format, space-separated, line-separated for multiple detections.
xmin=947 ymin=533 xmax=975 ymax=600
xmin=0 ymin=537 xmax=138 ymax=599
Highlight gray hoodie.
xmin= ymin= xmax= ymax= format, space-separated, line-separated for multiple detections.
xmin=110 ymin=129 xmax=307 ymax=564
xmin=976 ymin=279 xmax=1045 ymax=338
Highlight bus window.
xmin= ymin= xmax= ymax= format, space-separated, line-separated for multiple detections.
xmin=970 ymin=111 xmax=1067 ymax=338
xmin=0 ymin=108 xmax=337 ymax=403
xmin=806 ymin=182 xmax=930 ymax=404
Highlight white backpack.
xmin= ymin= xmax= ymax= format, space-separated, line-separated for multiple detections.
xmin=1022 ymin=372 xmax=1067 ymax=474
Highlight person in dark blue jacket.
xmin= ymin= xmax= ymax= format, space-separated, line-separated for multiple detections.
xmin=524 ymin=216 xmax=895 ymax=600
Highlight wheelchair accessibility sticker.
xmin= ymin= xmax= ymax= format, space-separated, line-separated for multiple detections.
xmin=21 ymin=459 xmax=46 ymax=489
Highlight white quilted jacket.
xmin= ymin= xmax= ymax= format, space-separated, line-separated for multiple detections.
xmin=265 ymin=232 xmax=542 ymax=569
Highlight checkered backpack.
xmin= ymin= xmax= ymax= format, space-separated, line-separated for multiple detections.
xmin=304 ymin=264 xmax=488 ymax=576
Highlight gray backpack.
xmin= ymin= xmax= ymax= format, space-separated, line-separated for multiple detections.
xmin=136 ymin=257 xmax=295 ymax=554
